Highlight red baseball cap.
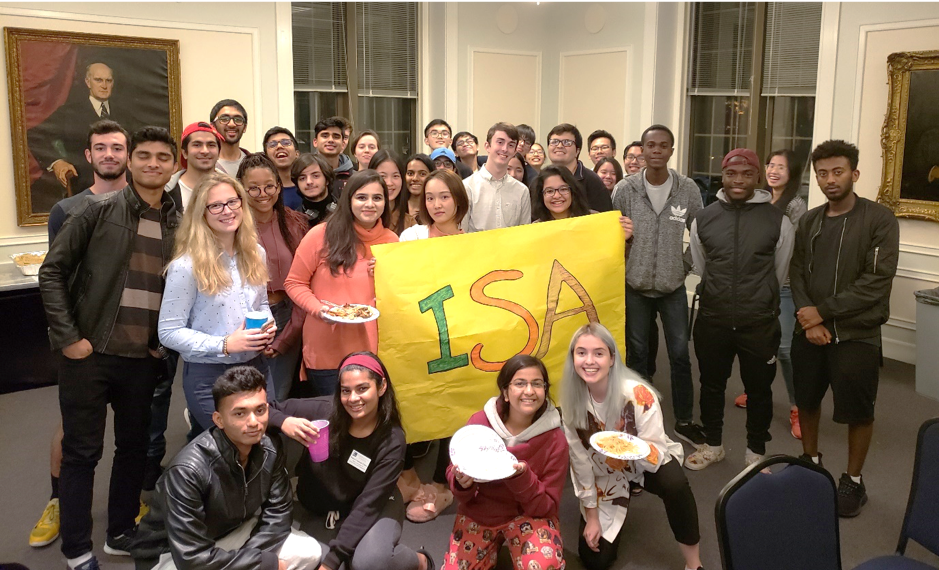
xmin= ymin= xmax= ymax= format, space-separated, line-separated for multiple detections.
xmin=721 ymin=148 xmax=761 ymax=170
xmin=180 ymin=122 xmax=223 ymax=168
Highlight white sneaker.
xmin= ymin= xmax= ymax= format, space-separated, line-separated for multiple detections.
xmin=683 ymin=444 xmax=725 ymax=471
xmin=744 ymin=448 xmax=765 ymax=467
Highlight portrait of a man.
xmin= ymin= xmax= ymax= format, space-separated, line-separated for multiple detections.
xmin=899 ymin=68 xmax=939 ymax=203
xmin=5 ymin=28 xmax=181 ymax=225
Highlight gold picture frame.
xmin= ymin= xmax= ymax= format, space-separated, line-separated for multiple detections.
xmin=878 ymin=50 xmax=939 ymax=222
xmin=5 ymin=27 xmax=182 ymax=226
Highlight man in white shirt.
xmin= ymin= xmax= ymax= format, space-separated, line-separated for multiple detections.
xmin=210 ymin=99 xmax=250 ymax=177
xmin=462 ymin=122 xmax=531 ymax=233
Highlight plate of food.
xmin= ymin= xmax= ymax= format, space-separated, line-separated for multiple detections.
xmin=10 ymin=251 xmax=47 ymax=276
xmin=322 ymin=303 xmax=380 ymax=324
xmin=449 ymin=425 xmax=518 ymax=482
xmin=589 ymin=431 xmax=651 ymax=461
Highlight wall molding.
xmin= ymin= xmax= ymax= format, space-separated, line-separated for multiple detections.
xmin=639 ymin=4 xmax=657 ymax=132
xmin=445 ymin=3 xmax=457 ymax=125
xmin=467 ymin=47 xmax=542 ymax=139
xmin=557 ymin=47 xmax=632 ymax=144
xmin=274 ymin=2 xmax=294 ymax=133
xmin=807 ymin=2 xmax=842 ymax=209
xmin=850 ymin=17 xmax=939 ymax=145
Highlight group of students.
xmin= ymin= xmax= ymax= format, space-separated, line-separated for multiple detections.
xmin=32 ymin=95 xmax=899 ymax=570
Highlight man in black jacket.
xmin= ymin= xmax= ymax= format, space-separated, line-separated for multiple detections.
xmin=790 ymin=140 xmax=899 ymax=518
xmin=686 ymin=148 xmax=794 ymax=471
xmin=38 ymin=127 xmax=180 ymax=570
xmin=132 ymin=367 xmax=321 ymax=570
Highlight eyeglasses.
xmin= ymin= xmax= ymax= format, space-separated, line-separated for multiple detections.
xmin=428 ymin=129 xmax=451 ymax=139
xmin=455 ymin=139 xmax=476 ymax=148
xmin=543 ymin=186 xmax=572 ymax=197
xmin=214 ymin=115 xmax=245 ymax=126
xmin=246 ymin=184 xmax=278 ymax=197
xmin=510 ymin=380 xmax=546 ymax=390
xmin=625 ymin=154 xmax=645 ymax=163
xmin=205 ymin=197 xmax=243 ymax=214
xmin=434 ymin=160 xmax=455 ymax=170
xmin=590 ymin=144 xmax=611 ymax=153
xmin=265 ymin=138 xmax=295 ymax=149
xmin=528 ymin=149 xmax=545 ymax=156
xmin=548 ymin=139 xmax=575 ymax=148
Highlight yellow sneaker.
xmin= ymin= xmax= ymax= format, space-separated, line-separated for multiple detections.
xmin=29 ymin=498 xmax=60 ymax=547
xmin=136 ymin=499 xmax=150 ymax=524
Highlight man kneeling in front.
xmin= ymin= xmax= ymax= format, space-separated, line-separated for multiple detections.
xmin=132 ymin=366 xmax=321 ymax=570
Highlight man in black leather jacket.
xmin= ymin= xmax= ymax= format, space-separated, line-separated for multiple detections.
xmin=132 ymin=366 xmax=322 ymax=570
xmin=39 ymin=127 xmax=180 ymax=570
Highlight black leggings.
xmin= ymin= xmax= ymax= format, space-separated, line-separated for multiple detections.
xmin=578 ymin=460 xmax=699 ymax=570
xmin=402 ymin=438 xmax=451 ymax=484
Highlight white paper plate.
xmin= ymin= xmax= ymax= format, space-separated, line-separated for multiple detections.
xmin=589 ymin=431 xmax=651 ymax=461
xmin=322 ymin=303 xmax=380 ymax=324
xmin=449 ymin=425 xmax=518 ymax=482
xmin=9 ymin=251 xmax=46 ymax=276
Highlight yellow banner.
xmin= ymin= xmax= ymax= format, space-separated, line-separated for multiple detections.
xmin=373 ymin=211 xmax=626 ymax=442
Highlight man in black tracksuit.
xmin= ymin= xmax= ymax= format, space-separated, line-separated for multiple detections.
xmin=790 ymin=140 xmax=899 ymax=518
xmin=685 ymin=148 xmax=795 ymax=471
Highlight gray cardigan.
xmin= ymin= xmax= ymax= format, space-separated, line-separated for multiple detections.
xmin=612 ymin=169 xmax=702 ymax=296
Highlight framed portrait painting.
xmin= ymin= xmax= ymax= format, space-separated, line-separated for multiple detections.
xmin=878 ymin=50 xmax=939 ymax=222
xmin=4 ymin=27 xmax=182 ymax=226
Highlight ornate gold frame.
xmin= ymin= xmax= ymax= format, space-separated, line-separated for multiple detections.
xmin=877 ymin=50 xmax=939 ymax=222
xmin=4 ymin=27 xmax=182 ymax=226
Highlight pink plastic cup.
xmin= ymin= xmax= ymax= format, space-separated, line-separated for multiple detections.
xmin=308 ymin=420 xmax=330 ymax=462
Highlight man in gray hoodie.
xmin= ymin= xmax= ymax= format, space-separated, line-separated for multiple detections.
xmin=612 ymin=125 xmax=706 ymax=448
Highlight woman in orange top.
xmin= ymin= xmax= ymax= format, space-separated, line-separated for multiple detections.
xmin=284 ymin=170 xmax=398 ymax=396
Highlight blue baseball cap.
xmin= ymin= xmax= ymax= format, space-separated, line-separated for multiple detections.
xmin=430 ymin=147 xmax=457 ymax=164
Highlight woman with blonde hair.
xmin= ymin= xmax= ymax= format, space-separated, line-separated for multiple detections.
xmin=159 ymin=172 xmax=276 ymax=438
xmin=561 ymin=323 xmax=703 ymax=570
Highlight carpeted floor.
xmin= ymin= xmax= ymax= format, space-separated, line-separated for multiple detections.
xmin=2 ymin=346 xmax=939 ymax=570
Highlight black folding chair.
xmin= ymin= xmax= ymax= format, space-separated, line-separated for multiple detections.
xmin=852 ymin=418 xmax=939 ymax=569
xmin=716 ymin=454 xmax=842 ymax=570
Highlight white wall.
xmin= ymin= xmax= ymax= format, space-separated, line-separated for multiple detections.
xmin=425 ymin=2 xmax=649 ymax=160
xmin=812 ymin=2 xmax=939 ymax=363
xmin=0 ymin=2 xmax=292 ymax=257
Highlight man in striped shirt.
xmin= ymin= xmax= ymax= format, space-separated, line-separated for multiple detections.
xmin=39 ymin=127 xmax=181 ymax=570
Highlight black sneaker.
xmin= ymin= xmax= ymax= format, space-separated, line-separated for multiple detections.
xmin=103 ymin=529 xmax=136 ymax=556
xmin=837 ymin=473 xmax=868 ymax=517
xmin=417 ymin=547 xmax=436 ymax=570
xmin=674 ymin=421 xmax=706 ymax=448
xmin=798 ymin=452 xmax=824 ymax=468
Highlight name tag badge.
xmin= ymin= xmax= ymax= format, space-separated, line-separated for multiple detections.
xmin=348 ymin=450 xmax=372 ymax=473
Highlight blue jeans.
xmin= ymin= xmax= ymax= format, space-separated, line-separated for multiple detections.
xmin=626 ymin=285 xmax=694 ymax=423
xmin=778 ymin=286 xmax=796 ymax=406
xmin=183 ymin=356 xmax=273 ymax=440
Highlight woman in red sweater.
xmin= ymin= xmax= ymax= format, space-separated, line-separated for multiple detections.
xmin=284 ymin=170 xmax=398 ymax=397
xmin=444 ymin=354 xmax=569 ymax=570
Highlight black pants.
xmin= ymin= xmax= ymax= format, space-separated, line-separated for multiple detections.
xmin=578 ymin=460 xmax=699 ymax=570
xmin=403 ymin=439 xmax=451 ymax=484
xmin=693 ymin=316 xmax=780 ymax=454
xmin=58 ymin=352 xmax=160 ymax=558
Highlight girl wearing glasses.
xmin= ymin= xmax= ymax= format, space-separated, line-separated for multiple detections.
xmin=531 ymin=166 xmax=634 ymax=239
xmin=526 ymin=143 xmax=546 ymax=174
xmin=561 ymin=323 xmax=703 ymax=570
xmin=393 ymin=169 xmax=468 ymax=522
xmin=236 ymin=153 xmax=309 ymax=401
xmin=159 ymin=172 xmax=276 ymax=438
xmin=443 ymin=354 xmax=568 ymax=570
xmin=284 ymin=170 xmax=398 ymax=397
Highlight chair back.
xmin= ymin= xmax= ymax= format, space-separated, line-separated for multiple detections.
xmin=716 ymin=455 xmax=841 ymax=570
xmin=898 ymin=417 xmax=939 ymax=556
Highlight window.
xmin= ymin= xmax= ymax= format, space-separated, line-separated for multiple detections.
xmin=687 ymin=2 xmax=821 ymax=200
xmin=293 ymin=2 xmax=418 ymax=158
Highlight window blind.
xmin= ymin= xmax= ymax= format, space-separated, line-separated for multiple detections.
xmin=762 ymin=2 xmax=822 ymax=95
xmin=292 ymin=2 xmax=348 ymax=91
xmin=356 ymin=2 xmax=419 ymax=97
xmin=689 ymin=2 xmax=755 ymax=92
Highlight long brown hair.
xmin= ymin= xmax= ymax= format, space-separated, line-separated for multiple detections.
xmin=237 ymin=153 xmax=298 ymax=255
xmin=322 ymin=169 xmax=391 ymax=276
xmin=171 ymin=172 xmax=269 ymax=295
